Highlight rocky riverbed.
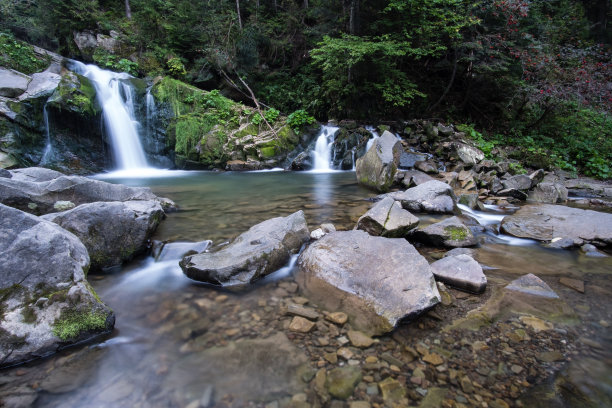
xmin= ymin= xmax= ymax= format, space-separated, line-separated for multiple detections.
xmin=1 ymin=168 xmax=610 ymax=408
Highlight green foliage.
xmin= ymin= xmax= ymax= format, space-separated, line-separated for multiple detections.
xmin=167 ymin=57 xmax=186 ymax=78
xmin=264 ymin=108 xmax=280 ymax=123
xmin=287 ymin=109 xmax=316 ymax=131
xmin=52 ymin=309 xmax=108 ymax=341
xmin=93 ymin=49 xmax=138 ymax=75
xmin=0 ymin=32 xmax=49 ymax=74
xmin=456 ymin=123 xmax=499 ymax=159
xmin=251 ymin=113 xmax=263 ymax=125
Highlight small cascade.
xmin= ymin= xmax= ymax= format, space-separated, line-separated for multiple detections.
xmin=145 ymin=90 xmax=157 ymax=140
xmin=71 ymin=61 xmax=150 ymax=172
xmin=40 ymin=104 xmax=54 ymax=164
xmin=365 ymin=126 xmax=380 ymax=152
xmin=311 ymin=125 xmax=339 ymax=172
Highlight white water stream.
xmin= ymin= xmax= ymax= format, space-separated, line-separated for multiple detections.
xmin=311 ymin=125 xmax=339 ymax=172
xmin=71 ymin=61 xmax=150 ymax=172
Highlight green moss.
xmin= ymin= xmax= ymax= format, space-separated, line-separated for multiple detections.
xmin=0 ymin=32 xmax=50 ymax=74
xmin=260 ymin=146 xmax=276 ymax=158
xmin=49 ymin=73 xmax=99 ymax=117
xmin=234 ymin=124 xmax=259 ymax=139
xmin=445 ymin=226 xmax=468 ymax=241
xmin=52 ymin=309 xmax=108 ymax=341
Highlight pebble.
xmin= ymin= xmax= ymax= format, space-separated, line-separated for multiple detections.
xmin=348 ymin=330 xmax=374 ymax=348
xmin=317 ymin=337 xmax=330 ymax=346
xmin=337 ymin=336 xmax=349 ymax=346
xmin=460 ymin=376 xmax=474 ymax=393
xmin=289 ymin=316 xmax=316 ymax=333
xmin=349 ymin=401 xmax=371 ymax=408
xmin=536 ymin=351 xmax=563 ymax=362
xmin=423 ymin=353 xmax=444 ymax=366
xmin=215 ymin=295 xmax=228 ymax=303
xmin=324 ymin=352 xmax=338 ymax=364
xmin=559 ymin=277 xmax=585 ymax=293
xmin=326 ymin=312 xmax=348 ymax=325
xmin=337 ymin=347 xmax=354 ymax=360
xmin=510 ymin=364 xmax=523 ymax=374
xmin=519 ymin=316 xmax=553 ymax=332
xmin=287 ymin=304 xmax=319 ymax=320
xmin=378 ymin=377 xmax=405 ymax=402
xmin=365 ymin=356 xmax=378 ymax=364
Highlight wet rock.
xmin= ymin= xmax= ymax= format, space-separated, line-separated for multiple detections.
xmin=0 ymin=168 xmax=11 ymax=178
xmin=42 ymin=200 xmax=164 ymax=271
xmin=528 ymin=169 xmax=545 ymax=186
xmin=0 ymin=68 xmax=31 ymax=98
xmin=181 ymin=211 xmax=309 ymax=286
xmin=458 ymin=193 xmax=479 ymax=209
xmin=450 ymin=142 xmax=484 ymax=165
xmin=564 ymin=178 xmax=612 ymax=199
xmin=423 ymin=353 xmax=444 ymax=366
xmin=167 ymin=332 xmax=308 ymax=402
xmin=225 ymin=159 xmax=263 ymax=171
xmin=326 ymin=366 xmax=362 ymax=399
xmin=500 ymin=204 xmax=612 ymax=247
xmin=296 ymin=230 xmax=440 ymax=336
xmin=289 ymin=316 xmax=316 ymax=333
xmin=153 ymin=240 xmax=212 ymax=262
xmin=559 ymin=277 xmax=585 ymax=293
xmin=347 ymin=330 xmax=374 ymax=348
xmin=528 ymin=182 xmax=568 ymax=203
xmin=579 ymin=243 xmax=608 ymax=257
xmin=400 ymin=170 xmax=436 ymax=188
xmin=399 ymin=152 xmax=430 ymax=169
xmin=430 ymin=254 xmax=487 ymax=293
xmin=412 ymin=216 xmax=477 ymax=248
xmin=310 ymin=228 xmax=325 ymax=240
xmin=378 ymin=377 xmax=406 ymax=402
xmin=1 ymin=168 xmax=172 ymax=215
xmin=415 ymin=160 xmax=438 ymax=174
xmin=356 ymin=130 xmax=402 ymax=192
xmin=287 ymin=304 xmax=319 ymax=320
xmin=325 ymin=312 xmax=348 ymax=325
xmin=0 ymin=204 xmax=114 ymax=367
xmin=502 ymin=174 xmax=532 ymax=191
xmin=389 ymin=180 xmax=457 ymax=214
xmin=498 ymin=188 xmax=528 ymax=201
xmin=506 ymin=273 xmax=559 ymax=298
xmin=356 ymin=196 xmax=419 ymax=237
xmin=443 ymin=248 xmax=475 ymax=258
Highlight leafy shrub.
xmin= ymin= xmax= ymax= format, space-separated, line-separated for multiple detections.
xmin=167 ymin=57 xmax=186 ymax=78
xmin=287 ymin=109 xmax=316 ymax=131
xmin=264 ymin=108 xmax=280 ymax=123
xmin=92 ymin=49 xmax=139 ymax=76
xmin=0 ymin=32 xmax=49 ymax=74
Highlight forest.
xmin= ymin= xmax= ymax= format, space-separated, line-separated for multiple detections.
xmin=1 ymin=0 xmax=610 ymax=178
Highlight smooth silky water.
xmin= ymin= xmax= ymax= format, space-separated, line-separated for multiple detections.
xmin=2 ymin=171 xmax=611 ymax=407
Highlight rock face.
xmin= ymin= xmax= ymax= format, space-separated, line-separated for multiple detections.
xmin=296 ymin=230 xmax=441 ymax=336
xmin=389 ymin=180 xmax=457 ymax=214
xmin=356 ymin=196 xmax=419 ymax=237
xmin=355 ymin=131 xmax=402 ymax=192
xmin=0 ymin=204 xmax=114 ymax=367
xmin=528 ymin=182 xmax=568 ymax=204
xmin=42 ymin=200 xmax=164 ymax=271
xmin=180 ymin=211 xmax=310 ymax=286
xmin=412 ymin=216 xmax=477 ymax=248
xmin=430 ymin=254 xmax=487 ymax=293
xmin=500 ymin=204 xmax=612 ymax=248
xmin=0 ymin=68 xmax=31 ymax=98
xmin=0 ymin=168 xmax=169 ymax=215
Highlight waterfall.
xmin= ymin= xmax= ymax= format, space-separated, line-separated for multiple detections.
xmin=71 ymin=61 xmax=150 ymax=171
xmin=40 ymin=104 xmax=53 ymax=164
xmin=365 ymin=126 xmax=380 ymax=152
xmin=145 ymin=91 xmax=156 ymax=140
xmin=311 ymin=125 xmax=339 ymax=172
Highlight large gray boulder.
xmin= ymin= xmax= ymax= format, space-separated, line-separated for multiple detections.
xmin=355 ymin=131 xmax=402 ymax=192
xmin=388 ymin=180 xmax=457 ymax=214
xmin=180 ymin=211 xmax=310 ymax=286
xmin=0 ymin=204 xmax=114 ymax=367
xmin=564 ymin=178 xmax=612 ymax=199
xmin=449 ymin=142 xmax=484 ymax=165
xmin=528 ymin=182 xmax=568 ymax=204
xmin=500 ymin=204 xmax=612 ymax=248
xmin=0 ymin=68 xmax=31 ymax=98
xmin=411 ymin=216 xmax=477 ymax=248
xmin=296 ymin=230 xmax=440 ymax=336
xmin=430 ymin=254 xmax=486 ymax=293
xmin=0 ymin=168 xmax=173 ymax=215
xmin=502 ymin=174 xmax=532 ymax=191
xmin=42 ymin=200 xmax=165 ymax=271
xmin=356 ymin=196 xmax=419 ymax=237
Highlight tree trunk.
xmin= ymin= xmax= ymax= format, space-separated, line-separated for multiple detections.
xmin=349 ymin=0 xmax=359 ymax=34
xmin=303 ymin=0 xmax=309 ymax=8
xmin=236 ymin=0 xmax=242 ymax=29
xmin=124 ymin=0 xmax=132 ymax=20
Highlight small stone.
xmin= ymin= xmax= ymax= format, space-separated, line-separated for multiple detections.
xmin=293 ymin=297 xmax=310 ymax=305
xmin=287 ymin=304 xmax=319 ymax=320
xmin=324 ymin=352 xmax=338 ymax=364
xmin=559 ymin=277 xmax=585 ymax=293
xmin=510 ymin=364 xmax=523 ymax=374
xmin=471 ymin=341 xmax=488 ymax=352
xmin=536 ymin=351 xmax=564 ymax=362
xmin=519 ymin=316 xmax=553 ymax=332
xmin=347 ymin=330 xmax=374 ymax=348
xmin=292 ymin=393 xmax=307 ymax=402
xmin=600 ymin=320 xmax=610 ymax=328
xmin=326 ymin=312 xmax=348 ymax=325
xmin=390 ymin=365 xmax=401 ymax=372
xmin=225 ymin=328 xmax=240 ymax=336
xmin=381 ymin=352 xmax=404 ymax=368
xmin=366 ymin=384 xmax=379 ymax=395
xmin=337 ymin=347 xmax=354 ymax=360
xmin=365 ymin=356 xmax=378 ymax=364
xmin=311 ymin=228 xmax=325 ymax=240
xmin=337 ymin=336 xmax=349 ymax=346
xmin=215 ymin=295 xmax=228 ymax=303
xmin=460 ymin=376 xmax=474 ymax=393
xmin=317 ymin=337 xmax=330 ymax=346
xmin=326 ymin=366 xmax=363 ymax=399
xmin=349 ymin=401 xmax=371 ymax=408
xmin=490 ymin=398 xmax=510 ymax=408
xmin=289 ymin=316 xmax=316 ymax=333
xmin=378 ymin=377 xmax=406 ymax=402
xmin=423 ymin=353 xmax=444 ymax=366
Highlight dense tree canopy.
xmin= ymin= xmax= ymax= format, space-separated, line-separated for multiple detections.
xmin=1 ymin=0 xmax=610 ymax=177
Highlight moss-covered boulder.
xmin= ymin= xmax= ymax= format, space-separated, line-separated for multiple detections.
xmin=151 ymin=77 xmax=299 ymax=169
xmin=0 ymin=203 xmax=114 ymax=367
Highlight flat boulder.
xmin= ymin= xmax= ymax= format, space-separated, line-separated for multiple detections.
xmin=528 ymin=182 xmax=568 ymax=204
xmin=180 ymin=211 xmax=310 ymax=286
xmin=412 ymin=216 xmax=477 ymax=248
xmin=0 ymin=68 xmax=31 ymax=98
xmin=430 ymin=254 xmax=486 ymax=294
xmin=356 ymin=196 xmax=419 ymax=237
xmin=296 ymin=230 xmax=440 ymax=336
xmin=1 ymin=168 xmax=174 ymax=215
xmin=42 ymin=200 xmax=165 ymax=271
xmin=0 ymin=204 xmax=114 ymax=367
xmin=356 ymin=131 xmax=402 ymax=192
xmin=500 ymin=204 xmax=612 ymax=248
xmin=389 ymin=180 xmax=457 ymax=214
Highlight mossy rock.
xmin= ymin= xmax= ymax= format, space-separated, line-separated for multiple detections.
xmin=48 ymin=72 xmax=100 ymax=117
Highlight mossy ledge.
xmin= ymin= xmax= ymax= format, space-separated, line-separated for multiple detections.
xmin=151 ymin=77 xmax=298 ymax=169
xmin=52 ymin=308 xmax=111 ymax=341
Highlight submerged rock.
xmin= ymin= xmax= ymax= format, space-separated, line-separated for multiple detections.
xmin=296 ymin=230 xmax=440 ymax=336
xmin=412 ymin=216 xmax=477 ymax=248
xmin=500 ymin=204 xmax=612 ymax=248
xmin=388 ymin=180 xmax=457 ymax=214
xmin=355 ymin=130 xmax=402 ymax=192
xmin=0 ymin=204 xmax=114 ymax=367
xmin=180 ymin=211 xmax=310 ymax=286
xmin=356 ymin=196 xmax=419 ymax=237
xmin=430 ymin=254 xmax=487 ymax=294
xmin=42 ymin=200 xmax=165 ymax=271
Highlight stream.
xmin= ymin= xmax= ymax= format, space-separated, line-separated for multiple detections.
xmin=1 ymin=173 xmax=611 ymax=407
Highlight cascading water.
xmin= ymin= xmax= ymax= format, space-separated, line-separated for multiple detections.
xmin=40 ymin=104 xmax=53 ymax=164
xmin=71 ymin=61 xmax=150 ymax=172
xmin=311 ymin=125 xmax=339 ymax=172
xmin=365 ymin=126 xmax=380 ymax=152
